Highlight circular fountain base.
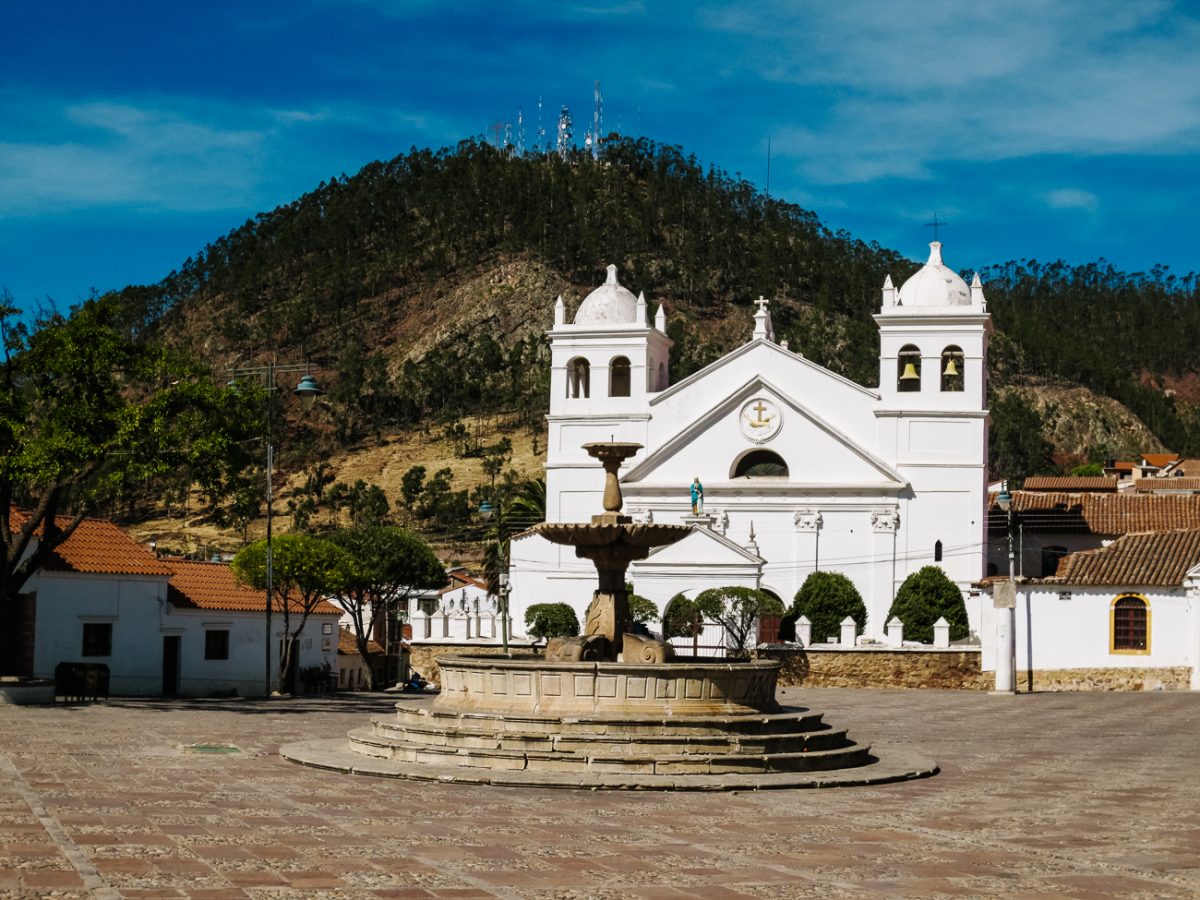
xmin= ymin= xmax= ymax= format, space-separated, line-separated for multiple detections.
xmin=281 ymin=655 xmax=937 ymax=790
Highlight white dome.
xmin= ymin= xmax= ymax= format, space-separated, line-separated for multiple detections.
xmin=574 ymin=264 xmax=639 ymax=325
xmin=898 ymin=242 xmax=971 ymax=307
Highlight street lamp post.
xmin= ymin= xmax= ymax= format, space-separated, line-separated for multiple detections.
xmin=994 ymin=481 xmax=1018 ymax=694
xmin=228 ymin=361 xmax=322 ymax=697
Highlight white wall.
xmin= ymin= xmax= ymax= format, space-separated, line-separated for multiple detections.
xmin=30 ymin=570 xmax=338 ymax=697
xmin=981 ymin=583 xmax=1194 ymax=673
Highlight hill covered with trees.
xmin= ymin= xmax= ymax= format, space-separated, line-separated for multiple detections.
xmin=107 ymin=137 xmax=1200 ymax=496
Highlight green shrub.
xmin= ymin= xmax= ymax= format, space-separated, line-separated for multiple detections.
xmin=886 ymin=566 xmax=969 ymax=643
xmin=661 ymin=592 xmax=700 ymax=638
xmin=791 ymin=571 xmax=867 ymax=642
xmin=626 ymin=592 xmax=659 ymax=624
xmin=524 ymin=603 xmax=580 ymax=640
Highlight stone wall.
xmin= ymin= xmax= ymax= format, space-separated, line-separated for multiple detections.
xmin=1016 ymin=666 xmax=1191 ymax=692
xmin=407 ymin=644 xmax=540 ymax=687
xmin=755 ymin=647 xmax=992 ymax=690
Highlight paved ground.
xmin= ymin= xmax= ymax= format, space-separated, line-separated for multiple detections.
xmin=1 ymin=687 xmax=1198 ymax=899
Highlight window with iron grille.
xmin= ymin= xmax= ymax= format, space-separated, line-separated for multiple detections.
xmin=1112 ymin=595 xmax=1148 ymax=652
xmin=204 ymin=629 xmax=230 ymax=660
xmin=82 ymin=622 xmax=112 ymax=657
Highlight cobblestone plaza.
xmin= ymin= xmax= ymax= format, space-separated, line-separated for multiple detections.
xmin=2 ymin=688 xmax=1198 ymax=898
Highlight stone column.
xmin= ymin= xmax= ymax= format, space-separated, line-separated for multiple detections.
xmin=870 ymin=509 xmax=900 ymax=639
xmin=992 ymin=580 xmax=1016 ymax=694
xmin=1188 ymin=578 xmax=1200 ymax=691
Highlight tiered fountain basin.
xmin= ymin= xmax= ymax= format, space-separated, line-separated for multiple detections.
xmin=281 ymin=654 xmax=938 ymax=790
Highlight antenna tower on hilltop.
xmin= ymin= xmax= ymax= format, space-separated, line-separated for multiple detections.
xmin=586 ymin=80 xmax=604 ymax=160
xmin=557 ymin=105 xmax=573 ymax=158
xmin=537 ymin=97 xmax=546 ymax=152
xmin=516 ymin=109 xmax=525 ymax=156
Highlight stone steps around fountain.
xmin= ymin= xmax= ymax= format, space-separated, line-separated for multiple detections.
xmin=347 ymin=726 xmax=871 ymax=775
xmin=390 ymin=704 xmax=829 ymax=737
xmin=368 ymin=716 xmax=852 ymax=756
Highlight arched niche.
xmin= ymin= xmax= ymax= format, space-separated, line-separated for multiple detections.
xmin=731 ymin=449 xmax=789 ymax=478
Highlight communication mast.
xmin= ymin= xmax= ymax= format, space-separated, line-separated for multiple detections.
xmin=516 ymin=109 xmax=525 ymax=156
xmin=590 ymin=80 xmax=603 ymax=160
xmin=537 ymin=96 xmax=546 ymax=152
xmin=557 ymin=105 xmax=573 ymax=158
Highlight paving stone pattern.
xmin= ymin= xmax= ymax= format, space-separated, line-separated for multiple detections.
xmin=1 ymin=688 xmax=1198 ymax=898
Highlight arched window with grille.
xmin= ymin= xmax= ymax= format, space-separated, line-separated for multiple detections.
xmin=1110 ymin=594 xmax=1150 ymax=654
xmin=732 ymin=450 xmax=789 ymax=478
xmin=567 ymin=357 xmax=590 ymax=398
xmin=940 ymin=345 xmax=964 ymax=392
xmin=609 ymin=356 xmax=631 ymax=397
xmin=897 ymin=345 xmax=921 ymax=392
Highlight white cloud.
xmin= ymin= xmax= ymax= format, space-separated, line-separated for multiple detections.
xmin=1044 ymin=188 xmax=1099 ymax=214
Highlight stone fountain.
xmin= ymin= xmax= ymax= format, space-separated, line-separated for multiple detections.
xmin=281 ymin=443 xmax=937 ymax=790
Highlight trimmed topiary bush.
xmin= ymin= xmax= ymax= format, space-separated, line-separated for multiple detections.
xmin=886 ymin=565 xmax=969 ymax=644
xmin=791 ymin=571 xmax=867 ymax=643
xmin=661 ymin=592 xmax=701 ymax=639
xmin=524 ymin=603 xmax=580 ymax=640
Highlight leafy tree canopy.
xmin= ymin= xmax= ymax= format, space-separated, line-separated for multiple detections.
xmin=694 ymin=586 xmax=786 ymax=659
xmin=0 ymin=296 xmax=260 ymax=668
xmin=524 ymin=602 xmax=580 ymax=640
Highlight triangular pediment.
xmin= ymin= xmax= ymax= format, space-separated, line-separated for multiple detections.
xmin=641 ymin=525 xmax=764 ymax=565
xmin=625 ymin=375 xmax=906 ymax=489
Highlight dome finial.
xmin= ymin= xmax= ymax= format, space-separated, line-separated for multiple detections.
xmin=927 ymin=241 xmax=944 ymax=267
xmin=605 ymin=263 xmax=618 ymax=285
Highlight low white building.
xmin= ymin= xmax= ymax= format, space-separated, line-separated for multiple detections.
xmin=22 ymin=517 xmax=339 ymax=697
xmin=511 ymin=244 xmax=992 ymax=638
xmin=980 ymin=530 xmax=1200 ymax=690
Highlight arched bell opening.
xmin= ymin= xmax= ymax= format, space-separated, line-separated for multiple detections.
xmin=609 ymin=356 xmax=631 ymax=397
xmin=567 ymin=357 xmax=590 ymax=399
xmin=940 ymin=345 xmax=964 ymax=392
xmin=897 ymin=345 xmax=921 ymax=392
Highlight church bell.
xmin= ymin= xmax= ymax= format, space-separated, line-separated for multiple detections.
xmin=899 ymin=362 xmax=920 ymax=381
xmin=942 ymin=357 xmax=960 ymax=377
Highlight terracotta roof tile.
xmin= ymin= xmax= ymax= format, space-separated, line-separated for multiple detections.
xmin=1049 ymin=530 xmax=1200 ymax=587
xmin=22 ymin=514 xmax=175 ymax=577
xmin=1134 ymin=477 xmax=1200 ymax=493
xmin=167 ymin=559 xmax=342 ymax=616
xmin=337 ymin=628 xmax=384 ymax=655
xmin=1023 ymin=476 xmax=1118 ymax=493
xmin=438 ymin=571 xmax=488 ymax=595
xmin=989 ymin=492 xmax=1200 ymax=535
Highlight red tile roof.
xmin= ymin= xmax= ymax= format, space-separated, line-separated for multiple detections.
xmin=1134 ymin=477 xmax=1200 ymax=493
xmin=1141 ymin=453 xmax=1180 ymax=468
xmin=438 ymin=570 xmax=488 ymax=595
xmin=24 ymin=514 xmax=175 ymax=577
xmin=166 ymin=558 xmax=342 ymax=616
xmin=989 ymin=492 xmax=1200 ymax=535
xmin=1049 ymin=530 xmax=1200 ymax=587
xmin=1023 ymin=476 xmax=1118 ymax=493
xmin=337 ymin=628 xmax=384 ymax=655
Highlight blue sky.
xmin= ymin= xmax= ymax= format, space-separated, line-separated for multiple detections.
xmin=3 ymin=1 xmax=1200 ymax=313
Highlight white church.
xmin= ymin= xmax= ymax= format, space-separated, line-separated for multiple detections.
xmin=509 ymin=242 xmax=992 ymax=640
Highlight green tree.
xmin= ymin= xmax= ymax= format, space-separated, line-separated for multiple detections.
xmin=886 ymin=565 xmax=970 ymax=644
xmin=524 ymin=602 xmax=580 ymax=640
xmin=1070 ymin=462 xmax=1104 ymax=476
xmin=232 ymin=533 xmax=354 ymax=692
xmin=0 ymin=297 xmax=260 ymax=673
xmin=328 ymin=526 xmax=446 ymax=689
xmin=693 ymin=586 xmax=786 ymax=659
xmin=989 ymin=392 xmax=1055 ymax=487
xmin=661 ymin=592 xmax=701 ymax=639
xmin=791 ymin=571 xmax=867 ymax=643
xmin=625 ymin=583 xmax=659 ymax=625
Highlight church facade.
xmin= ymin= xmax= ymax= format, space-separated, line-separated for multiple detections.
xmin=509 ymin=243 xmax=993 ymax=640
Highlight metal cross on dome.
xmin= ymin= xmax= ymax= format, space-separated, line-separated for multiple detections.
xmin=755 ymin=295 xmax=770 ymax=312
xmin=924 ymin=214 xmax=948 ymax=241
